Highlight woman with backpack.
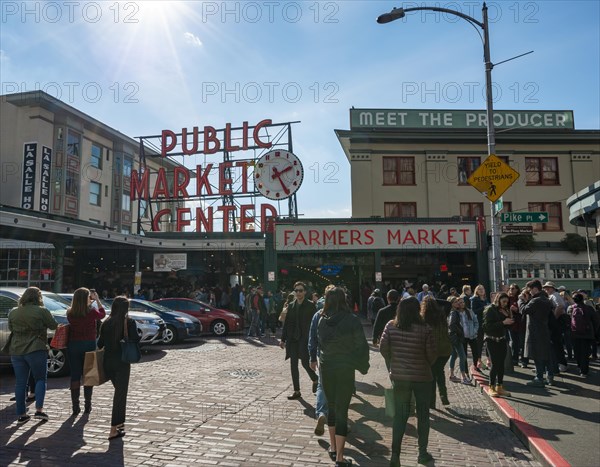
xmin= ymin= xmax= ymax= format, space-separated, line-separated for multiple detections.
xmin=447 ymin=296 xmax=470 ymax=384
xmin=569 ymin=293 xmax=600 ymax=377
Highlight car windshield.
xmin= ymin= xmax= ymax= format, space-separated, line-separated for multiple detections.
xmin=41 ymin=295 xmax=69 ymax=314
xmin=134 ymin=300 xmax=173 ymax=313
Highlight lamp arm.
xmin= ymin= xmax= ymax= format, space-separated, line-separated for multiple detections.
xmin=401 ymin=7 xmax=484 ymax=29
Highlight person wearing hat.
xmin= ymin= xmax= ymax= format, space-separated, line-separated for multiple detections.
xmin=542 ymin=281 xmax=568 ymax=373
xmin=367 ymin=289 xmax=385 ymax=326
xmin=417 ymin=284 xmax=434 ymax=303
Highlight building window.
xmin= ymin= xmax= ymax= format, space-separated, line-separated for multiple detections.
xmin=67 ymin=131 xmax=80 ymax=158
xmin=525 ymin=157 xmax=559 ymax=185
xmin=89 ymin=182 xmax=101 ymax=206
xmin=123 ymin=158 xmax=133 ymax=178
xmin=121 ymin=227 xmax=131 ymax=234
xmin=91 ymin=144 xmax=102 ymax=169
xmin=498 ymin=201 xmax=512 ymax=215
xmin=383 ymin=157 xmax=415 ymax=185
xmin=66 ymin=170 xmax=78 ymax=196
xmin=508 ymin=263 xmax=545 ymax=279
xmin=140 ymin=199 xmax=148 ymax=218
xmin=528 ymin=202 xmax=562 ymax=231
xmin=384 ymin=202 xmax=417 ymax=218
xmin=460 ymin=202 xmax=484 ymax=219
xmin=458 ymin=157 xmax=481 ymax=185
xmin=122 ymin=193 xmax=131 ymax=211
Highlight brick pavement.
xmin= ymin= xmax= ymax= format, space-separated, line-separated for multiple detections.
xmin=1 ymin=327 xmax=539 ymax=466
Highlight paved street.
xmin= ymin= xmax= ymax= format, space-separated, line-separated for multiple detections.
xmin=1 ymin=325 xmax=538 ymax=467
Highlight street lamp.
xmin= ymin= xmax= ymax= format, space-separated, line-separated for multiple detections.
xmin=377 ymin=2 xmax=504 ymax=292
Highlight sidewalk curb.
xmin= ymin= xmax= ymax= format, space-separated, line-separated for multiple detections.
xmin=471 ymin=372 xmax=571 ymax=467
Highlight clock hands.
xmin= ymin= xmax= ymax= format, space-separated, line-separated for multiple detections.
xmin=271 ymin=167 xmax=291 ymax=195
xmin=272 ymin=165 xmax=292 ymax=179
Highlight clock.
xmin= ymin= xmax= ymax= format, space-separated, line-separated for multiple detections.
xmin=254 ymin=150 xmax=304 ymax=200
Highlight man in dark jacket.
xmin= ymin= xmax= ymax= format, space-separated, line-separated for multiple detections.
xmin=280 ymin=281 xmax=318 ymax=399
xmin=520 ymin=279 xmax=554 ymax=387
xmin=373 ymin=290 xmax=399 ymax=345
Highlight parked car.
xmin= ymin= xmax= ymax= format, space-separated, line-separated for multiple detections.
xmin=127 ymin=299 xmax=202 ymax=344
xmin=61 ymin=295 xmax=167 ymax=346
xmin=154 ymin=298 xmax=243 ymax=336
xmin=0 ymin=287 xmax=71 ymax=377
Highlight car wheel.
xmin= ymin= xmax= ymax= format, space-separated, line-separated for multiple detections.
xmin=211 ymin=320 xmax=228 ymax=336
xmin=47 ymin=348 xmax=69 ymax=377
xmin=163 ymin=325 xmax=178 ymax=345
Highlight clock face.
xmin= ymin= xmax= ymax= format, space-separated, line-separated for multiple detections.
xmin=254 ymin=150 xmax=304 ymax=200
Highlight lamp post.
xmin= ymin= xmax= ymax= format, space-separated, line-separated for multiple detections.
xmin=378 ymin=2 xmax=504 ymax=292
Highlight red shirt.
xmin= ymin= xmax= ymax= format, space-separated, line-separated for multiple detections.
xmin=67 ymin=307 xmax=106 ymax=341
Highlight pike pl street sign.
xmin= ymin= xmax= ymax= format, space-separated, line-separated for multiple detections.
xmin=500 ymin=212 xmax=549 ymax=223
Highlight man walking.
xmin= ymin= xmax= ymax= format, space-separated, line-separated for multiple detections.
xmin=280 ymin=281 xmax=318 ymax=400
xmin=372 ymin=289 xmax=400 ymax=346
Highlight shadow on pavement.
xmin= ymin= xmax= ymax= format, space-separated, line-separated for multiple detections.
xmin=139 ymin=349 xmax=167 ymax=363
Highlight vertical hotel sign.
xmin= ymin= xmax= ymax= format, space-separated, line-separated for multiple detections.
xmin=22 ymin=143 xmax=37 ymax=210
xmin=39 ymin=146 xmax=52 ymax=212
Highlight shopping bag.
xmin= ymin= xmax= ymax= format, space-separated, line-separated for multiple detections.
xmin=83 ymin=349 xmax=107 ymax=386
xmin=120 ymin=317 xmax=141 ymax=364
xmin=385 ymin=387 xmax=395 ymax=417
xmin=50 ymin=324 xmax=70 ymax=349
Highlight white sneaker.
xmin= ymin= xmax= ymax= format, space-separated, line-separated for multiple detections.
xmin=558 ymin=364 xmax=568 ymax=372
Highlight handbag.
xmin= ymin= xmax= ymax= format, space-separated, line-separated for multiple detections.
xmin=1 ymin=332 xmax=13 ymax=355
xmin=83 ymin=349 xmax=107 ymax=386
xmin=385 ymin=387 xmax=395 ymax=417
xmin=50 ymin=324 xmax=70 ymax=349
xmin=120 ymin=318 xmax=141 ymax=364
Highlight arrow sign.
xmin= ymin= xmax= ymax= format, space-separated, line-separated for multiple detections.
xmin=500 ymin=212 xmax=549 ymax=223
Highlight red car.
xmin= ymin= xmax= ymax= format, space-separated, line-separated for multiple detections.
xmin=154 ymin=298 xmax=243 ymax=337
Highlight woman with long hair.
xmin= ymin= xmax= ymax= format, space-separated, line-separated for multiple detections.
xmin=67 ymin=287 xmax=106 ymax=415
xmin=482 ymin=292 xmax=514 ymax=397
xmin=380 ymin=297 xmax=436 ymax=467
xmin=447 ymin=296 xmax=470 ymax=384
xmin=470 ymin=284 xmax=489 ymax=370
xmin=97 ymin=296 xmax=140 ymax=440
xmin=420 ymin=296 xmax=451 ymax=407
xmin=7 ymin=287 xmax=58 ymax=424
xmin=317 ymin=287 xmax=369 ymax=467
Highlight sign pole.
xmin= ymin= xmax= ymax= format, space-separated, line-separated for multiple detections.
xmin=482 ymin=4 xmax=504 ymax=292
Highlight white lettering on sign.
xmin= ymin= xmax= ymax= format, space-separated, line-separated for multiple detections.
xmin=276 ymin=224 xmax=477 ymax=251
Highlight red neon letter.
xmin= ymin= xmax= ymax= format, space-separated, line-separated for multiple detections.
xmin=224 ymin=123 xmax=240 ymax=152
xmin=196 ymin=206 xmax=214 ymax=233
xmin=152 ymin=209 xmax=171 ymax=231
xmin=182 ymin=127 xmax=199 ymax=155
xmin=218 ymin=205 xmax=236 ymax=232
xmin=174 ymin=167 xmax=190 ymax=198
xmin=203 ymin=126 xmax=221 ymax=154
xmin=253 ymin=119 xmax=273 ymax=149
xmin=235 ymin=161 xmax=250 ymax=193
xmin=130 ymin=169 xmax=149 ymax=201
xmin=176 ymin=208 xmax=191 ymax=231
xmin=260 ymin=203 xmax=278 ymax=233
xmin=161 ymin=130 xmax=177 ymax=157
xmin=195 ymin=164 xmax=214 ymax=195
xmin=152 ymin=168 xmax=170 ymax=198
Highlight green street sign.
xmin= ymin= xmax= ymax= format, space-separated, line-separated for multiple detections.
xmin=494 ymin=198 xmax=503 ymax=213
xmin=501 ymin=212 xmax=549 ymax=223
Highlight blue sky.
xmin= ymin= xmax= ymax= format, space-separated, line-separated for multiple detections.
xmin=1 ymin=1 xmax=599 ymax=222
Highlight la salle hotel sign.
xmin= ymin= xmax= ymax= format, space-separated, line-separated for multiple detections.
xmin=350 ymin=109 xmax=575 ymax=130
xmin=276 ymin=223 xmax=478 ymax=251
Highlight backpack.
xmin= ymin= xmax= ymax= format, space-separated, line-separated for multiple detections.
xmin=571 ymin=305 xmax=591 ymax=334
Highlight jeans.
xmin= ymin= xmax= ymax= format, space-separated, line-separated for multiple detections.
xmin=449 ymin=342 xmax=467 ymax=373
xmin=67 ymin=339 xmax=97 ymax=383
xmin=247 ymin=309 xmax=259 ymax=337
xmin=321 ymin=365 xmax=354 ymax=436
xmin=391 ymin=380 xmax=432 ymax=456
xmin=572 ymin=338 xmax=592 ymax=375
xmin=315 ymin=368 xmax=328 ymax=417
xmin=11 ymin=350 xmax=48 ymax=416
xmin=430 ymin=355 xmax=449 ymax=406
xmin=487 ymin=338 xmax=507 ymax=386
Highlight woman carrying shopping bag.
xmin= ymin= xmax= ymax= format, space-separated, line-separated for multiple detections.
xmin=98 ymin=296 xmax=141 ymax=440
xmin=67 ymin=287 xmax=106 ymax=415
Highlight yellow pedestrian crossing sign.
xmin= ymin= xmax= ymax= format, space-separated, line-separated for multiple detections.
xmin=467 ymin=154 xmax=520 ymax=202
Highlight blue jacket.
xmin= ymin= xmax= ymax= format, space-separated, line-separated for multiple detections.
xmin=308 ymin=311 xmax=321 ymax=363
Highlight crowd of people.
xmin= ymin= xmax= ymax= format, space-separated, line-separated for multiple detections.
xmin=5 ymin=278 xmax=600 ymax=466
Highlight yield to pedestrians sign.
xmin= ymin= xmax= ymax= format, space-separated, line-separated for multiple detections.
xmin=467 ymin=154 xmax=520 ymax=202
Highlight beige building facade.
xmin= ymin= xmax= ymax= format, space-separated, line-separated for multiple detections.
xmin=0 ymin=91 xmax=181 ymax=234
xmin=336 ymin=109 xmax=600 ymax=291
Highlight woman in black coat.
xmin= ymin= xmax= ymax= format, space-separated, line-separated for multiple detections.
xmin=97 ymin=296 xmax=140 ymax=440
